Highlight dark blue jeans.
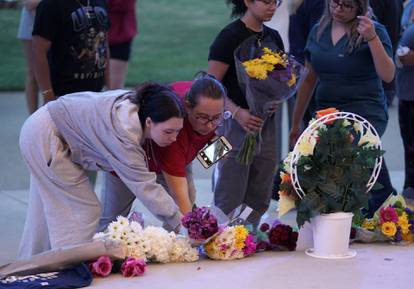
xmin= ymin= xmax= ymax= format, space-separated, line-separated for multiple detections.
xmin=399 ymin=99 xmax=414 ymax=189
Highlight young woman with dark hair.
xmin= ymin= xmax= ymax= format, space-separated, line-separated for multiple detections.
xmin=98 ymin=73 xmax=227 ymax=228
xmin=208 ymin=0 xmax=284 ymax=227
xmin=18 ymin=83 xmax=185 ymax=259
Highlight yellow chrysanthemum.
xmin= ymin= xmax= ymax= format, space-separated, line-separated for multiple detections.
xmin=243 ymin=59 xmax=273 ymax=80
xmin=234 ymin=225 xmax=248 ymax=250
xmin=261 ymin=53 xmax=281 ymax=65
xmin=402 ymin=232 xmax=414 ymax=242
xmin=398 ymin=212 xmax=409 ymax=224
xmin=381 ymin=221 xmax=397 ymax=237
xmin=361 ymin=219 xmax=376 ymax=231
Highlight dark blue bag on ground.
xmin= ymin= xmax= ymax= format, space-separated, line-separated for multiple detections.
xmin=0 ymin=263 xmax=92 ymax=289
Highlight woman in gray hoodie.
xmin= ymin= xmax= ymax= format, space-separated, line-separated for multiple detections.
xmin=18 ymin=82 xmax=185 ymax=259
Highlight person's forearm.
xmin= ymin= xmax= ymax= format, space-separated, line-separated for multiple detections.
xmin=33 ymin=38 xmax=55 ymax=103
xmin=162 ymin=172 xmax=192 ymax=214
xmin=368 ymin=36 xmax=395 ymax=83
xmin=292 ymin=67 xmax=317 ymax=128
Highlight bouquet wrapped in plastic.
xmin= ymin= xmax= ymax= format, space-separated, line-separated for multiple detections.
xmin=181 ymin=206 xmax=219 ymax=243
xmin=234 ymin=34 xmax=302 ymax=165
xmin=354 ymin=194 xmax=414 ymax=244
xmin=94 ymin=215 xmax=199 ymax=264
xmin=203 ymin=225 xmax=257 ymax=260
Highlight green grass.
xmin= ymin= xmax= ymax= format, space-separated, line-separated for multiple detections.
xmin=0 ymin=0 xmax=231 ymax=90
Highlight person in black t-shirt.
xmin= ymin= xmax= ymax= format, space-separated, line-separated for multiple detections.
xmin=32 ymin=0 xmax=110 ymax=102
xmin=208 ymin=0 xmax=285 ymax=227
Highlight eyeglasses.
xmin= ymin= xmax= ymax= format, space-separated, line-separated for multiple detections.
xmin=329 ymin=0 xmax=356 ymax=12
xmin=256 ymin=0 xmax=283 ymax=8
xmin=195 ymin=114 xmax=223 ymax=126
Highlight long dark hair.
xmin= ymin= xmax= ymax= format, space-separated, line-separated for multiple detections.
xmin=317 ymin=0 xmax=368 ymax=53
xmin=185 ymin=72 xmax=227 ymax=108
xmin=129 ymin=82 xmax=185 ymax=128
xmin=226 ymin=0 xmax=248 ymax=18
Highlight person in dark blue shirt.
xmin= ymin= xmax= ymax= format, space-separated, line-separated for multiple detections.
xmin=290 ymin=0 xmax=396 ymax=216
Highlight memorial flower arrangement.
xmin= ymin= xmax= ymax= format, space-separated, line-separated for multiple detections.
xmin=181 ymin=206 xmax=219 ymax=242
xmin=234 ymin=37 xmax=301 ymax=165
xmin=203 ymin=225 xmax=257 ymax=260
xmin=286 ymin=108 xmax=384 ymax=227
xmin=355 ymin=195 xmax=414 ymax=243
xmin=93 ymin=216 xmax=199 ymax=264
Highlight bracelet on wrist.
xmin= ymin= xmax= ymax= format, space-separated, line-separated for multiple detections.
xmin=42 ymin=89 xmax=54 ymax=96
xmin=365 ymin=34 xmax=377 ymax=42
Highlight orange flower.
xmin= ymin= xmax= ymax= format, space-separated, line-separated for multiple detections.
xmin=316 ymin=108 xmax=338 ymax=124
xmin=280 ymin=172 xmax=291 ymax=184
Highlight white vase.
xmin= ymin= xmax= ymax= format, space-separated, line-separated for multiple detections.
xmin=306 ymin=212 xmax=356 ymax=259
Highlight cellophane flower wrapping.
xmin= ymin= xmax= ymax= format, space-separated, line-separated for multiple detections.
xmin=93 ymin=216 xmax=199 ymax=264
xmin=353 ymin=194 xmax=414 ymax=243
xmin=203 ymin=225 xmax=257 ymax=260
xmin=181 ymin=206 xmax=219 ymax=243
xmin=234 ymin=34 xmax=302 ymax=165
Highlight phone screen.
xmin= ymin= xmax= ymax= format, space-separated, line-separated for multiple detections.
xmin=197 ymin=137 xmax=232 ymax=168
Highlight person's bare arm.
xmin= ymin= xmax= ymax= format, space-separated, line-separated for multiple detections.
xmin=357 ymin=15 xmax=395 ymax=83
xmin=33 ymin=35 xmax=55 ymax=103
xmin=289 ymin=61 xmax=318 ymax=147
xmin=162 ymin=171 xmax=192 ymax=215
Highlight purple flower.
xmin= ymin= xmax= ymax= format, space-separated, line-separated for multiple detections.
xmin=181 ymin=207 xmax=218 ymax=240
xmin=272 ymin=219 xmax=282 ymax=228
xmin=394 ymin=227 xmax=402 ymax=242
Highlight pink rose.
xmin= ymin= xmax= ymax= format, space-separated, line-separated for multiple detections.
xmin=89 ymin=256 xmax=112 ymax=277
xmin=121 ymin=257 xmax=146 ymax=278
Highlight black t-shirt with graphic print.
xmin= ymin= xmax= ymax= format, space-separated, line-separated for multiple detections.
xmin=33 ymin=0 xmax=109 ymax=96
xmin=209 ymin=19 xmax=284 ymax=109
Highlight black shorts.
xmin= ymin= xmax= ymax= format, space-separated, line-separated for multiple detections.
xmin=109 ymin=41 xmax=133 ymax=61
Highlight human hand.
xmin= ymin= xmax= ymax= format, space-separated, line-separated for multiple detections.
xmin=234 ymin=108 xmax=264 ymax=132
xmin=357 ymin=13 xmax=377 ymax=42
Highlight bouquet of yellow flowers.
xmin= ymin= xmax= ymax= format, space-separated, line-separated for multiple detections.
xmin=354 ymin=195 xmax=414 ymax=243
xmin=234 ymin=35 xmax=301 ymax=165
